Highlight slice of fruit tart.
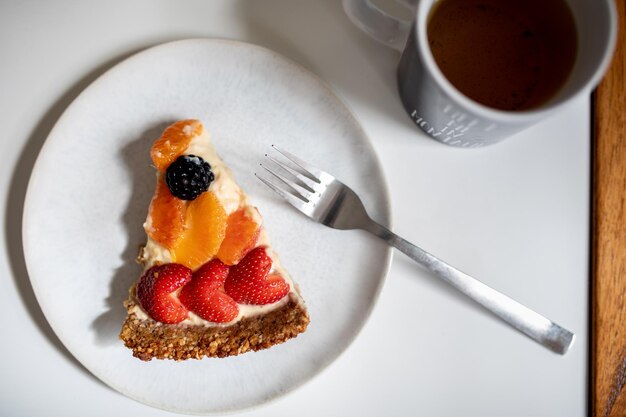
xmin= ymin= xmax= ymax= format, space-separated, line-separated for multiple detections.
xmin=119 ymin=119 xmax=309 ymax=361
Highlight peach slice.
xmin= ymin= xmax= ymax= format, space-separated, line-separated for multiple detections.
xmin=145 ymin=177 xmax=186 ymax=249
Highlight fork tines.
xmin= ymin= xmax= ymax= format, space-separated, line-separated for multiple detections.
xmin=255 ymin=145 xmax=323 ymax=209
xmin=269 ymin=145 xmax=321 ymax=182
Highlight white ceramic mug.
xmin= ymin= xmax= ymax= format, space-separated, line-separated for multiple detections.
xmin=343 ymin=0 xmax=617 ymax=147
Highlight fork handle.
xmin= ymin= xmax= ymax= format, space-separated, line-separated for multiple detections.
xmin=364 ymin=221 xmax=575 ymax=354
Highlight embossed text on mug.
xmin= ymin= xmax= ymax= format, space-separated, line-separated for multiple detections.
xmin=410 ymin=105 xmax=495 ymax=147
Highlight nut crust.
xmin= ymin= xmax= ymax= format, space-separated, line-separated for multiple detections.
xmin=119 ymin=289 xmax=309 ymax=361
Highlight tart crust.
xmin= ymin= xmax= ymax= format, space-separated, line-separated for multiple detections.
xmin=120 ymin=120 xmax=310 ymax=360
xmin=120 ymin=286 xmax=310 ymax=361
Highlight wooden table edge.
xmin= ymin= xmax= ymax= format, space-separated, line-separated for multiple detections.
xmin=592 ymin=1 xmax=625 ymax=416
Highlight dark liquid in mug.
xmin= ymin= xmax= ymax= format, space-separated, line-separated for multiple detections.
xmin=427 ymin=0 xmax=577 ymax=111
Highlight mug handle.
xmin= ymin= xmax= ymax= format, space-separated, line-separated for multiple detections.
xmin=342 ymin=0 xmax=413 ymax=52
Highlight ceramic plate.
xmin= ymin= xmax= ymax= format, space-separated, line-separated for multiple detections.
xmin=22 ymin=39 xmax=391 ymax=414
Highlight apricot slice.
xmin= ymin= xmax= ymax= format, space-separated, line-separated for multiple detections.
xmin=171 ymin=191 xmax=227 ymax=270
xmin=150 ymin=119 xmax=202 ymax=172
xmin=217 ymin=208 xmax=261 ymax=265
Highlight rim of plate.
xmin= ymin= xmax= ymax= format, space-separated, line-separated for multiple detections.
xmin=21 ymin=38 xmax=394 ymax=415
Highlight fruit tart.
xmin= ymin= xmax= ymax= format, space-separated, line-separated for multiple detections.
xmin=119 ymin=119 xmax=309 ymax=361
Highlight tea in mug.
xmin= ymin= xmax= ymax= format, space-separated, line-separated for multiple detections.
xmin=427 ymin=0 xmax=577 ymax=111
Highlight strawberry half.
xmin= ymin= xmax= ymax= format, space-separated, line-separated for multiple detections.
xmin=224 ymin=247 xmax=290 ymax=305
xmin=179 ymin=259 xmax=239 ymax=323
xmin=136 ymin=263 xmax=192 ymax=324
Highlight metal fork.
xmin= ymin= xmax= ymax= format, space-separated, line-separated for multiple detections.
xmin=256 ymin=146 xmax=575 ymax=355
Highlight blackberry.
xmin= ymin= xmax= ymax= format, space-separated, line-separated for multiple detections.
xmin=165 ymin=155 xmax=214 ymax=200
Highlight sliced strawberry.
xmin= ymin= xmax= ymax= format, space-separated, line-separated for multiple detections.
xmin=179 ymin=259 xmax=239 ymax=323
xmin=256 ymin=274 xmax=291 ymax=305
xmin=224 ymin=247 xmax=290 ymax=305
xmin=136 ymin=263 xmax=192 ymax=324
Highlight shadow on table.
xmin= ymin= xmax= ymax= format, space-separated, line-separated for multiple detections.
xmin=90 ymin=122 xmax=173 ymax=346
xmin=4 ymin=50 xmax=144 ymax=389
xmin=233 ymin=0 xmax=422 ymax=140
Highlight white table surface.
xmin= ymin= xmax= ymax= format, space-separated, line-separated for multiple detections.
xmin=0 ymin=1 xmax=589 ymax=416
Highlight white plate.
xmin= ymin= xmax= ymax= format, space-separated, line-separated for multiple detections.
xmin=22 ymin=39 xmax=391 ymax=414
